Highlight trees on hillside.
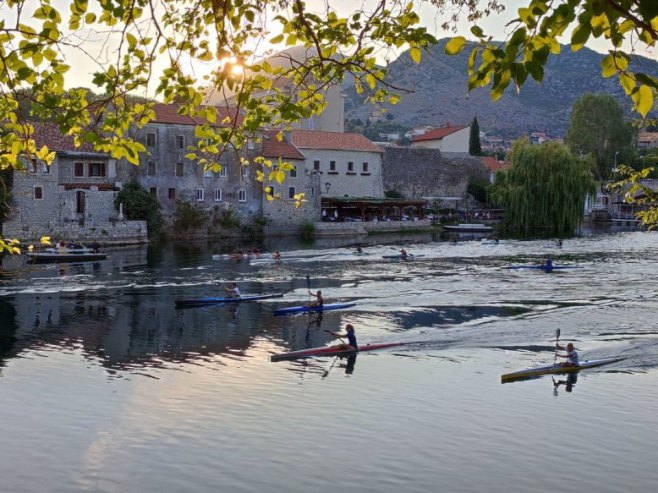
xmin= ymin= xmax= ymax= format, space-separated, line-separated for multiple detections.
xmin=566 ymin=93 xmax=634 ymax=181
xmin=469 ymin=117 xmax=482 ymax=156
xmin=489 ymin=139 xmax=596 ymax=235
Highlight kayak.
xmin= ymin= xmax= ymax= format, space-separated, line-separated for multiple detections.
xmin=271 ymin=342 xmax=404 ymax=362
xmin=382 ymin=254 xmax=423 ymax=260
xmin=273 ymin=302 xmax=356 ymax=316
xmin=250 ymin=258 xmax=282 ymax=265
xmin=213 ymin=253 xmax=272 ymax=260
xmin=506 ymin=264 xmax=582 ymax=270
xmin=175 ymin=293 xmax=283 ymax=307
xmin=501 ymin=357 xmax=626 ymax=383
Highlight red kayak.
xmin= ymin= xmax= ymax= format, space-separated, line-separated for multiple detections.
xmin=270 ymin=342 xmax=404 ymax=362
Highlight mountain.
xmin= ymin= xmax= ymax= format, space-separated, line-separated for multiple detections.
xmin=344 ymin=39 xmax=658 ymax=139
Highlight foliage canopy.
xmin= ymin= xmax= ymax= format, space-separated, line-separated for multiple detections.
xmin=489 ymin=139 xmax=597 ymax=235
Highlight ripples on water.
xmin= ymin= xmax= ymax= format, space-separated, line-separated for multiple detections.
xmin=1 ymin=231 xmax=658 ymax=492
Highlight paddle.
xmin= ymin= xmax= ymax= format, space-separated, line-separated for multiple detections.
xmin=553 ymin=329 xmax=561 ymax=365
xmin=306 ymin=274 xmax=311 ymax=304
xmin=323 ymin=329 xmax=346 ymax=344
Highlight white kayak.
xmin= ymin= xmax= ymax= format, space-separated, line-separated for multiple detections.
xmin=501 ymin=357 xmax=626 ymax=383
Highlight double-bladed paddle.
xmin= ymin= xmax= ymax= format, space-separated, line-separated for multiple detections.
xmin=553 ymin=329 xmax=561 ymax=365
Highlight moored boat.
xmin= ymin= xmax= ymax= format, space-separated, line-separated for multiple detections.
xmin=443 ymin=223 xmax=493 ymax=233
xmin=26 ymin=248 xmax=107 ymax=264
xmin=175 ymin=293 xmax=284 ymax=308
xmin=501 ymin=356 xmax=626 ymax=383
xmin=273 ymin=301 xmax=356 ymax=316
xmin=271 ymin=341 xmax=404 ymax=361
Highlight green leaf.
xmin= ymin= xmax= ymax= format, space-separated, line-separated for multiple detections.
xmin=444 ymin=36 xmax=466 ymax=55
xmin=635 ymin=84 xmax=654 ymax=117
xmin=571 ymin=23 xmax=591 ymax=51
xmin=601 ymin=54 xmax=616 ymax=78
xmin=409 ymin=46 xmax=421 ymax=63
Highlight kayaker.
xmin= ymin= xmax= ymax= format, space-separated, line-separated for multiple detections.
xmin=400 ymin=248 xmax=408 ymax=259
xmin=555 ymin=342 xmax=579 ymax=367
xmin=545 ymin=256 xmax=553 ymax=272
xmin=225 ymin=282 xmax=241 ymax=298
xmin=308 ymin=289 xmax=323 ymax=308
xmin=331 ymin=323 xmax=358 ymax=350
xmin=273 ymin=251 xmax=282 ymax=261
xmin=356 ymin=246 xmax=363 ymax=254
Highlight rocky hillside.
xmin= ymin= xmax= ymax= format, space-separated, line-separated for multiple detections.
xmin=344 ymin=40 xmax=658 ymax=139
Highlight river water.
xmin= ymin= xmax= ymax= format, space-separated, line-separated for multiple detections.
xmin=1 ymin=230 xmax=658 ymax=493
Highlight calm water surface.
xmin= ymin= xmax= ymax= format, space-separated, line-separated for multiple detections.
xmin=1 ymin=231 xmax=658 ymax=493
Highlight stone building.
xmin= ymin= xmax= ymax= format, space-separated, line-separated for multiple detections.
xmin=3 ymin=124 xmax=146 ymax=244
xmin=259 ymin=131 xmax=321 ymax=234
xmin=382 ymin=147 xmax=488 ymax=207
xmin=289 ymin=130 xmax=384 ymax=198
xmin=410 ymin=124 xmax=470 ymax=153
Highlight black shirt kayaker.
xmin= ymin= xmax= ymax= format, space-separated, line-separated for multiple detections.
xmin=332 ymin=323 xmax=358 ymax=350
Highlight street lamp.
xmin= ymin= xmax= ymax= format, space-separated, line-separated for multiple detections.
xmin=325 ymin=182 xmax=331 ymax=194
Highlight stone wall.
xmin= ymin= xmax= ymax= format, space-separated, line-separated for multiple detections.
xmin=382 ymin=147 xmax=488 ymax=201
xmin=314 ymin=219 xmax=432 ymax=236
xmin=262 ymin=168 xmax=321 ymax=233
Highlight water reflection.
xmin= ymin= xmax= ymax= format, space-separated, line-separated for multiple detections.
xmin=553 ymin=373 xmax=578 ymax=395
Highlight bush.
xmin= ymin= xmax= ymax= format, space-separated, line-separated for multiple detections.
xmin=212 ymin=208 xmax=241 ymax=229
xmin=173 ymin=200 xmax=207 ymax=233
xmin=299 ymin=221 xmax=316 ymax=241
xmin=114 ymin=181 xmax=163 ymax=239
xmin=384 ymin=189 xmax=404 ymax=199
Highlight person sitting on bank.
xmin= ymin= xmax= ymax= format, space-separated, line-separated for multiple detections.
xmin=555 ymin=342 xmax=579 ymax=367
xmin=225 ymin=282 xmax=241 ymax=298
xmin=308 ymin=289 xmax=323 ymax=308
xmin=331 ymin=323 xmax=358 ymax=350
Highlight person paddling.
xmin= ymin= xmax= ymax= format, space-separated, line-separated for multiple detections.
xmin=555 ymin=342 xmax=579 ymax=367
xmin=225 ymin=282 xmax=241 ymax=298
xmin=545 ymin=256 xmax=553 ymax=272
xmin=331 ymin=323 xmax=358 ymax=350
xmin=308 ymin=289 xmax=323 ymax=308
xmin=273 ymin=251 xmax=282 ymax=261
xmin=400 ymin=248 xmax=408 ymax=260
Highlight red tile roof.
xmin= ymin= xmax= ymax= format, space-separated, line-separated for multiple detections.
xmin=481 ymin=156 xmax=510 ymax=173
xmin=32 ymin=123 xmax=98 ymax=153
xmin=291 ymin=130 xmax=381 ymax=152
xmin=260 ymin=131 xmax=305 ymax=160
xmin=151 ymin=103 xmax=242 ymax=126
xmin=411 ymin=125 xmax=469 ymax=143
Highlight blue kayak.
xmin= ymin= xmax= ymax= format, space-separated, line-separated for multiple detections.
xmin=506 ymin=265 xmax=582 ymax=271
xmin=175 ymin=293 xmax=283 ymax=307
xmin=273 ymin=302 xmax=357 ymax=316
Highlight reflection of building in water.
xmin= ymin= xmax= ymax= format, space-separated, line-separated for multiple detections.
xmin=6 ymin=288 xmax=274 ymax=371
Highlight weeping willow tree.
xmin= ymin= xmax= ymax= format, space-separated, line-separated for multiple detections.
xmin=489 ymin=139 xmax=597 ymax=235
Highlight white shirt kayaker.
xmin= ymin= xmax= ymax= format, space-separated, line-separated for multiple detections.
xmin=225 ymin=283 xmax=241 ymax=298
xmin=556 ymin=343 xmax=579 ymax=366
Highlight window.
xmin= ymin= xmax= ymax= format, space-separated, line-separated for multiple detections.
xmin=146 ymin=132 xmax=156 ymax=147
xmin=168 ymin=188 xmax=176 ymax=200
xmin=34 ymin=186 xmax=43 ymax=200
xmin=150 ymin=187 xmax=157 ymax=197
xmin=240 ymin=166 xmax=248 ymax=179
xmin=74 ymin=162 xmax=84 ymax=177
xmin=329 ymin=160 xmax=336 ymax=171
xmin=30 ymin=159 xmax=38 ymax=173
xmin=362 ymin=162 xmax=369 ymax=172
xmin=313 ymin=160 xmax=320 ymax=171
xmin=196 ymin=187 xmax=205 ymax=201
xmin=175 ymin=162 xmax=184 ymax=177
xmin=176 ymin=135 xmax=185 ymax=149
xmin=310 ymin=186 xmax=315 ymax=196
xmin=88 ymin=162 xmax=106 ymax=177
xmin=213 ymin=188 xmax=223 ymax=201
xmin=348 ymin=162 xmax=354 ymax=172
xmin=42 ymin=163 xmax=50 ymax=174
xmin=290 ymin=165 xmax=297 ymax=178
xmin=238 ymin=189 xmax=247 ymax=202
xmin=147 ymin=161 xmax=156 ymax=176
xmin=204 ymin=168 xmax=212 ymax=178
xmin=288 ymin=186 xmax=296 ymax=199
xmin=220 ymin=166 xmax=227 ymax=177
